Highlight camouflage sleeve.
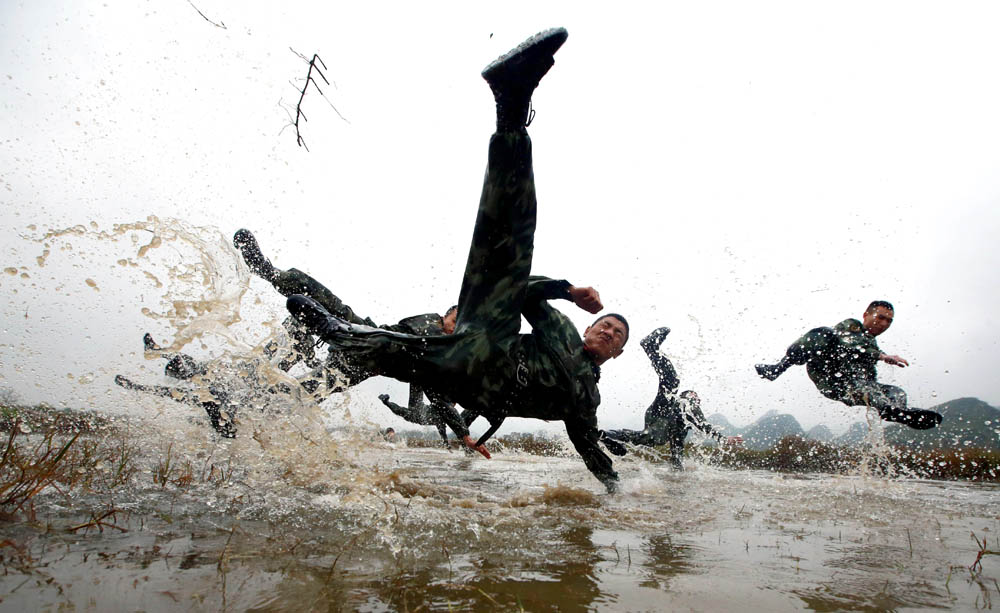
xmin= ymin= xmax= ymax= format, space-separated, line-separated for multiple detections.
xmin=565 ymin=418 xmax=619 ymax=493
xmin=525 ymin=276 xmax=573 ymax=301
xmin=521 ymin=276 xmax=579 ymax=342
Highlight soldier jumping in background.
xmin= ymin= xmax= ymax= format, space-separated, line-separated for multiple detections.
xmin=601 ymin=327 xmax=741 ymax=469
xmin=755 ymin=300 xmax=943 ymax=429
xmin=287 ymin=28 xmax=629 ymax=492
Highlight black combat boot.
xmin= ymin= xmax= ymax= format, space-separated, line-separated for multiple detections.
xmin=880 ymin=407 xmax=943 ymax=430
xmin=482 ymin=28 xmax=568 ymax=131
xmin=286 ymin=295 xmax=351 ymax=342
xmin=233 ymin=229 xmax=277 ymax=283
xmin=755 ymin=357 xmax=792 ymax=381
xmin=143 ymin=332 xmax=162 ymax=352
xmin=640 ymin=327 xmax=671 ymax=353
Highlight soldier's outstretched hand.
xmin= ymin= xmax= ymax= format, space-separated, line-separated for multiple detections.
xmin=462 ymin=435 xmax=491 ymax=459
xmin=880 ymin=354 xmax=909 ymax=367
xmin=568 ymin=285 xmax=603 ymax=314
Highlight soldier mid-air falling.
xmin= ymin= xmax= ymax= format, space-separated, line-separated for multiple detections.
xmin=286 ymin=28 xmax=629 ymax=492
xmin=114 ymin=333 xmax=320 ymax=438
xmin=601 ymin=327 xmax=740 ymax=469
xmin=233 ymin=228 xmax=472 ymax=443
xmin=378 ymin=389 xmax=454 ymax=446
xmin=755 ymin=300 xmax=943 ymax=429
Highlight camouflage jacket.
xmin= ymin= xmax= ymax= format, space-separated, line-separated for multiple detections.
xmin=804 ymin=318 xmax=881 ymax=396
xmin=499 ymin=276 xmax=615 ymax=488
xmin=390 ymin=313 xmax=444 ymax=336
xmin=639 ymin=329 xmax=722 ymax=444
xmin=643 ymin=396 xmax=723 ymax=444
xmin=389 ymin=314 xmax=471 ymax=438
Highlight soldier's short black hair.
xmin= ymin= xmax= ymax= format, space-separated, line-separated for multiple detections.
xmin=445 ymin=305 xmax=458 ymax=317
xmin=865 ymin=300 xmax=894 ymax=314
xmin=592 ymin=313 xmax=630 ymax=346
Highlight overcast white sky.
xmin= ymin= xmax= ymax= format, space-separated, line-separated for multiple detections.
xmin=1 ymin=1 xmax=998 ymax=437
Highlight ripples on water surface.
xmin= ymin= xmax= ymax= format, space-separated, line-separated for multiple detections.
xmin=2 ymin=429 xmax=999 ymax=612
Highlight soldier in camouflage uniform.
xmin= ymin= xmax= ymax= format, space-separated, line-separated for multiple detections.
xmin=115 ymin=332 xmax=324 ymax=438
xmin=755 ymin=300 xmax=942 ymax=429
xmin=287 ymin=28 xmax=630 ymax=492
xmin=601 ymin=327 xmax=737 ymax=469
xmin=115 ymin=374 xmax=239 ymax=437
xmin=232 ymin=228 xmax=473 ymax=439
xmin=378 ymin=388 xmax=455 ymax=445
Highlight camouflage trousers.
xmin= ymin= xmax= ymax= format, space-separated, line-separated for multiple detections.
xmin=832 ymin=381 xmax=909 ymax=419
xmin=270 ymin=268 xmax=376 ymax=328
xmin=309 ymin=130 xmax=538 ymax=416
xmin=381 ymin=385 xmax=450 ymax=442
xmin=266 ymin=267 xmax=386 ymax=389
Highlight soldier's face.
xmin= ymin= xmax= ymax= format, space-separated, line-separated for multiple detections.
xmin=583 ymin=316 xmax=628 ymax=364
xmin=442 ymin=310 xmax=458 ymax=334
xmin=862 ymin=306 xmax=893 ymax=336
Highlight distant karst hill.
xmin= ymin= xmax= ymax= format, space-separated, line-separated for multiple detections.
xmin=715 ymin=397 xmax=999 ymax=451
xmin=884 ymin=397 xmax=1000 ymax=450
xmin=705 ymin=413 xmax=739 ymax=437
xmin=805 ymin=424 xmax=834 ymax=442
xmin=740 ymin=413 xmax=805 ymax=450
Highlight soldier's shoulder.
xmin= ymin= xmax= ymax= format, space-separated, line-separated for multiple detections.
xmin=835 ymin=318 xmax=864 ymax=333
xmin=397 ymin=313 xmax=443 ymax=335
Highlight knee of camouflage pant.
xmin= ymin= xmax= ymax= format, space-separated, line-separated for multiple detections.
xmin=881 ymin=384 xmax=908 ymax=409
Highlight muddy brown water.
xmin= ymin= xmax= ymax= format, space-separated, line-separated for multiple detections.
xmin=3 ymin=222 xmax=998 ymax=610
xmin=2 ymin=428 xmax=999 ymax=612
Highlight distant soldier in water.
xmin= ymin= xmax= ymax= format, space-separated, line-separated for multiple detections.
xmin=601 ymin=327 xmax=741 ymax=469
xmin=286 ymin=28 xmax=629 ymax=492
xmin=378 ymin=389 xmax=455 ymax=446
xmin=755 ymin=300 xmax=942 ymax=430
xmin=233 ymin=228 xmax=472 ymax=442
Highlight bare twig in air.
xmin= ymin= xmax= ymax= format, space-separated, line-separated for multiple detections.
xmin=186 ymin=0 xmax=227 ymax=29
xmin=281 ymin=48 xmax=348 ymax=152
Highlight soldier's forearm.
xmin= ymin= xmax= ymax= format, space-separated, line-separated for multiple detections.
xmin=525 ymin=276 xmax=572 ymax=302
